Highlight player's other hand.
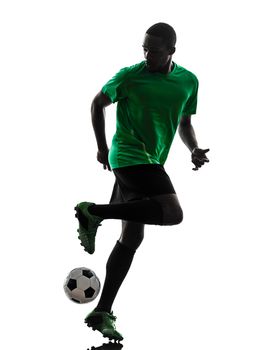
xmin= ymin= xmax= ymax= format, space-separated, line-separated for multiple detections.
xmin=97 ymin=149 xmax=111 ymax=171
xmin=191 ymin=147 xmax=210 ymax=171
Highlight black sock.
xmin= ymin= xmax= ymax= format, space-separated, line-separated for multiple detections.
xmin=95 ymin=241 xmax=136 ymax=313
xmin=89 ymin=198 xmax=163 ymax=225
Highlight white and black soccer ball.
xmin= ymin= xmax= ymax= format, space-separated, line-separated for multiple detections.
xmin=64 ymin=267 xmax=101 ymax=304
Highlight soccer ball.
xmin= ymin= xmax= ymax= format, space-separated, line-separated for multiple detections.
xmin=64 ymin=267 xmax=101 ymax=304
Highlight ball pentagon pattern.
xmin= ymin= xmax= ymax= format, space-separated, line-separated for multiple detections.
xmin=64 ymin=267 xmax=100 ymax=304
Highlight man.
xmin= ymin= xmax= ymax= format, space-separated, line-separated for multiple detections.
xmin=75 ymin=22 xmax=209 ymax=342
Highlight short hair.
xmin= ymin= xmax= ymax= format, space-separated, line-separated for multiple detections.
xmin=146 ymin=22 xmax=177 ymax=48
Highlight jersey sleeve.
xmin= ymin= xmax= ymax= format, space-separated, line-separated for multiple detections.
xmin=182 ymin=75 xmax=199 ymax=116
xmin=101 ymin=67 xmax=130 ymax=103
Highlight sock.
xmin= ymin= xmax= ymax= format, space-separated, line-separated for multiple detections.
xmin=89 ymin=198 xmax=163 ymax=225
xmin=95 ymin=240 xmax=136 ymax=313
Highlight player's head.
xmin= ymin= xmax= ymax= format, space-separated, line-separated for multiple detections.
xmin=143 ymin=22 xmax=176 ymax=73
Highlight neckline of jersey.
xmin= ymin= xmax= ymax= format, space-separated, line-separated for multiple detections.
xmin=142 ymin=60 xmax=177 ymax=76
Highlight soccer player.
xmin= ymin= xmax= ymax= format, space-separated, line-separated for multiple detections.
xmin=75 ymin=22 xmax=209 ymax=341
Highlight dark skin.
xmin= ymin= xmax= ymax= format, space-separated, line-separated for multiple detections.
xmin=90 ymin=92 xmax=112 ymax=170
xmin=91 ymin=33 xmax=209 ymax=171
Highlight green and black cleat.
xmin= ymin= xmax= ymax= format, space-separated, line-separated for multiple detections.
xmin=85 ymin=310 xmax=123 ymax=342
xmin=74 ymin=202 xmax=103 ymax=254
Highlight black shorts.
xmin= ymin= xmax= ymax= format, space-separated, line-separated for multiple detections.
xmin=109 ymin=164 xmax=176 ymax=203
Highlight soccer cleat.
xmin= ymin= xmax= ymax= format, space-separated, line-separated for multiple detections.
xmin=87 ymin=342 xmax=123 ymax=349
xmin=87 ymin=342 xmax=123 ymax=350
xmin=85 ymin=310 xmax=124 ymax=341
xmin=74 ymin=202 xmax=103 ymax=254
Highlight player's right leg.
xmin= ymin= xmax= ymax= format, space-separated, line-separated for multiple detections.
xmin=85 ymin=221 xmax=144 ymax=341
xmin=119 ymin=220 xmax=145 ymax=249
xmin=85 ymin=310 xmax=123 ymax=341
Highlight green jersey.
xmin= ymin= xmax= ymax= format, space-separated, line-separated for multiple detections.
xmin=102 ymin=60 xmax=199 ymax=169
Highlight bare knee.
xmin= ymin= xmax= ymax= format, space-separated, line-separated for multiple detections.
xmin=119 ymin=221 xmax=145 ymax=250
xmin=151 ymin=193 xmax=183 ymax=226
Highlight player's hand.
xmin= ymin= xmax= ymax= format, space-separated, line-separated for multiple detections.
xmin=97 ymin=149 xmax=111 ymax=171
xmin=191 ymin=147 xmax=210 ymax=171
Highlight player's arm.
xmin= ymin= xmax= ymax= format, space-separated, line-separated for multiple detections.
xmin=91 ymin=91 xmax=112 ymax=171
xmin=178 ymin=115 xmax=209 ymax=170
xmin=178 ymin=114 xmax=198 ymax=152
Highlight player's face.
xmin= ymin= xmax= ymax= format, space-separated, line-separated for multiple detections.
xmin=142 ymin=33 xmax=175 ymax=73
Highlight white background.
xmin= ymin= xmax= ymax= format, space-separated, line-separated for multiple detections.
xmin=1 ymin=1 xmax=261 ymax=349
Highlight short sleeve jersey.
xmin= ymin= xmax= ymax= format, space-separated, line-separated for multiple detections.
xmin=102 ymin=60 xmax=199 ymax=169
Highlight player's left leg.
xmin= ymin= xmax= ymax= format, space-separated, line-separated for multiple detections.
xmin=75 ymin=193 xmax=182 ymax=253
xmin=75 ymin=164 xmax=180 ymax=254
xmin=85 ymin=221 xmax=144 ymax=341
